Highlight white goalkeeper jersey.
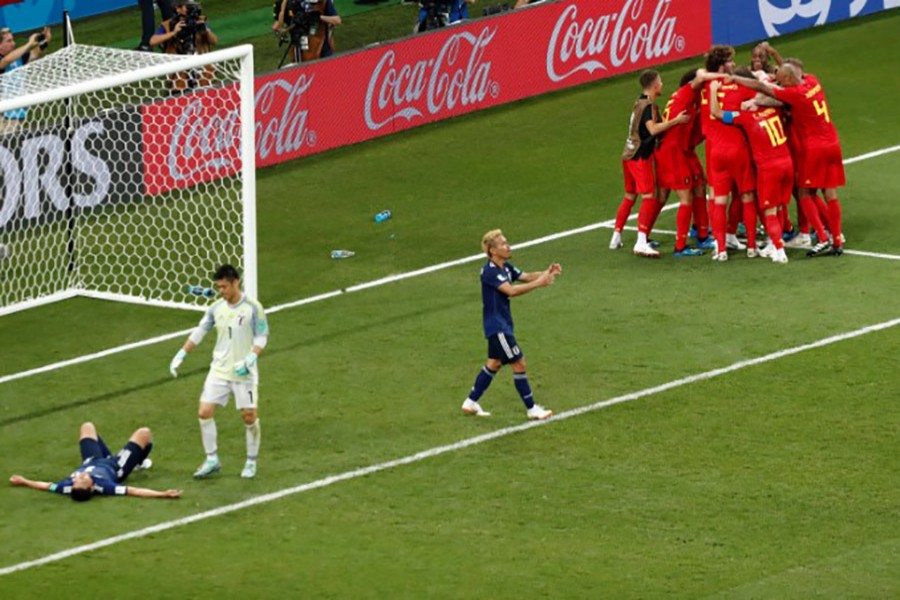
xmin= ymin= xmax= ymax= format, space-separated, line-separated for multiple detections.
xmin=197 ymin=294 xmax=268 ymax=382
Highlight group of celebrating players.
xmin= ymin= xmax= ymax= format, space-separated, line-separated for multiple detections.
xmin=612 ymin=41 xmax=846 ymax=263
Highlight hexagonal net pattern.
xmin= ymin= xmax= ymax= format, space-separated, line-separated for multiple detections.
xmin=0 ymin=44 xmax=255 ymax=315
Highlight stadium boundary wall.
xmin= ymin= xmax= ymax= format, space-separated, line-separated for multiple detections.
xmin=57 ymin=0 xmax=898 ymax=184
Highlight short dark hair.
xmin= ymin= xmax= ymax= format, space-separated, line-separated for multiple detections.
xmin=705 ymin=45 xmax=735 ymax=72
xmin=639 ymin=69 xmax=659 ymax=89
xmin=679 ymin=68 xmax=698 ymax=88
xmin=214 ymin=264 xmax=240 ymax=282
xmin=70 ymin=486 xmax=93 ymax=502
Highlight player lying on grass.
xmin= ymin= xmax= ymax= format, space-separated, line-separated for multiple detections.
xmin=9 ymin=422 xmax=182 ymax=501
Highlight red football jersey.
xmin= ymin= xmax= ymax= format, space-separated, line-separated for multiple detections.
xmin=727 ymin=108 xmax=791 ymax=166
xmin=658 ymin=83 xmax=697 ymax=151
xmin=772 ymin=74 xmax=840 ymax=148
xmin=700 ymin=81 xmax=756 ymax=150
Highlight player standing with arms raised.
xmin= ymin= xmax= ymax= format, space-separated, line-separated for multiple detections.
xmin=731 ymin=63 xmax=845 ymax=257
xmin=699 ymin=46 xmax=758 ymax=261
xmin=461 ymin=230 xmax=560 ymax=420
xmin=656 ymin=68 xmax=722 ymax=256
xmin=169 ymin=264 xmax=269 ymax=479
xmin=709 ymin=80 xmax=790 ymax=263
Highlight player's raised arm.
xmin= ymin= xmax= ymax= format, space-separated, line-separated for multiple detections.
xmin=504 ymin=264 xmax=560 ymax=295
xmin=731 ymin=74 xmax=776 ymax=98
xmin=708 ymin=80 xmax=726 ymax=120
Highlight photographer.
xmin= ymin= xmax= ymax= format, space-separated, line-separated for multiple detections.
xmin=273 ymin=0 xmax=341 ymax=63
xmin=137 ymin=0 xmax=173 ymax=52
xmin=416 ymin=0 xmax=473 ymax=32
xmin=0 ymin=26 xmax=51 ymax=132
xmin=150 ymin=0 xmax=218 ymax=56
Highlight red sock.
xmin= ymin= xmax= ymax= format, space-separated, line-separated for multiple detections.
xmin=675 ymin=203 xmax=692 ymax=251
xmin=692 ymin=194 xmax=709 ymax=239
xmin=799 ymin=195 xmax=827 ymax=241
xmin=813 ymin=194 xmax=831 ymax=232
xmin=743 ymin=201 xmax=758 ymax=249
xmin=649 ymin=196 xmax=666 ymax=231
xmin=614 ymin=197 xmax=636 ymax=232
xmin=795 ymin=196 xmax=809 ymax=233
xmin=712 ymin=203 xmax=727 ymax=253
xmin=636 ymin=197 xmax=659 ymax=235
xmin=727 ymin=199 xmax=741 ymax=234
xmin=764 ymin=213 xmax=785 ymax=250
xmin=827 ymin=198 xmax=843 ymax=246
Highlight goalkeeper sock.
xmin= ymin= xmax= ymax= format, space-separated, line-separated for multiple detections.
xmin=513 ymin=372 xmax=534 ymax=409
xmin=245 ymin=418 xmax=261 ymax=459
xmin=468 ymin=366 xmax=497 ymax=402
xmin=199 ymin=417 xmax=218 ymax=458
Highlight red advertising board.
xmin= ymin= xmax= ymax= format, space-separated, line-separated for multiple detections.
xmin=142 ymin=85 xmax=242 ymax=195
xmin=144 ymin=0 xmax=711 ymax=192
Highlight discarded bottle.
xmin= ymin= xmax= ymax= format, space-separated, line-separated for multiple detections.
xmin=186 ymin=285 xmax=216 ymax=298
xmin=331 ymin=250 xmax=355 ymax=259
xmin=374 ymin=210 xmax=392 ymax=223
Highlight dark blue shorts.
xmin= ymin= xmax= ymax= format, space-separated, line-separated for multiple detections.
xmin=79 ymin=437 xmax=147 ymax=482
xmin=487 ymin=332 xmax=524 ymax=365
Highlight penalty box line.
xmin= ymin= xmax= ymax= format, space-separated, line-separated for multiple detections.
xmin=2 ymin=314 xmax=899 ymax=577
xmin=0 ymin=143 xmax=898 ymax=388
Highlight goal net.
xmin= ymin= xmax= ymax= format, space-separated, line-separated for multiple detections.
xmin=0 ymin=43 xmax=256 ymax=316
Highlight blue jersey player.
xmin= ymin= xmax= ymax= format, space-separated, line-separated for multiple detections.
xmin=462 ymin=229 xmax=562 ymax=420
xmin=9 ymin=422 xmax=182 ymax=501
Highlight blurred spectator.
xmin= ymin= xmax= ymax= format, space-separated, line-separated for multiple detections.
xmin=150 ymin=0 xmax=218 ymax=55
xmin=137 ymin=0 xmax=173 ymax=51
xmin=273 ymin=0 xmax=341 ymax=63
xmin=0 ymin=26 xmax=51 ymax=132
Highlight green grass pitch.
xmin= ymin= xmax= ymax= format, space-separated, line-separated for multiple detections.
xmin=1 ymin=9 xmax=899 ymax=598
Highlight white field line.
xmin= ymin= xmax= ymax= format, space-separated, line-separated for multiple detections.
xmin=0 ymin=143 xmax=897 ymax=388
xmin=2 ymin=315 xmax=898 ymax=577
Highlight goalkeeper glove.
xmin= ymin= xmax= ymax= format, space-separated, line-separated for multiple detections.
xmin=169 ymin=349 xmax=187 ymax=377
xmin=235 ymin=352 xmax=258 ymax=377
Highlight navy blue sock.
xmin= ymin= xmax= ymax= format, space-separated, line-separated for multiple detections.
xmin=468 ymin=366 xmax=497 ymax=402
xmin=513 ymin=372 xmax=534 ymax=409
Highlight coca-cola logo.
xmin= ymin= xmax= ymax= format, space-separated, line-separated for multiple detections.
xmin=547 ymin=0 xmax=682 ymax=82
xmin=168 ymin=96 xmax=241 ymax=182
xmin=364 ymin=27 xmax=499 ymax=131
xmin=255 ymin=74 xmax=317 ymax=162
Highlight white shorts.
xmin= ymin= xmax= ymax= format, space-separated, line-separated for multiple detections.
xmin=201 ymin=374 xmax=258 ymax=410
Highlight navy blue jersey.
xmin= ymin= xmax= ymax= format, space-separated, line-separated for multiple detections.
xmin=480 ymin=260 xmax=521 ymax=337
xmin=49 ymin=458 xmax=127 ymax=497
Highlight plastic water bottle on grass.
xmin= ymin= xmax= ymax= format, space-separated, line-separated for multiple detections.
xmin=331 ymin=250 xmax=355 ymax=259
xmin=374 ymin=210 xmax=392 ymax=223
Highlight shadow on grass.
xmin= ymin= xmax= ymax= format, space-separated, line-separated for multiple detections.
xmin=0 ymin=297 xmax=464 ymax=427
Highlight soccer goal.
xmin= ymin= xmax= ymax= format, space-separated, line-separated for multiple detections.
xmin=0 ymin=40 xmax=256 ymax=316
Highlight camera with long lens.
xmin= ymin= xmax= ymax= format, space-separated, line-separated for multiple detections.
xmin=418 ymin=0 xmax=452 ymax=32
xmin=174 ymin=3 xmax=208 ymax=55
xmin=275 ymin=0 xmax=322 ymax=51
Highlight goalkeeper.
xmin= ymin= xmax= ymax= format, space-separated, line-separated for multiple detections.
xmin=169 ymin=264 xmax=269 ymax=480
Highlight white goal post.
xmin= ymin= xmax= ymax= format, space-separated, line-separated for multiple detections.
xmin=0 ymin=43 xmax=256 ymax=316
